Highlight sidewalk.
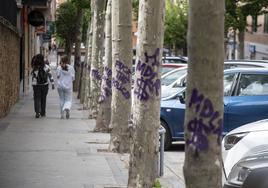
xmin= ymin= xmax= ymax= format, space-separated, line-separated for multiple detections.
xmin=0 ymin=87 xmax=185 ymax=188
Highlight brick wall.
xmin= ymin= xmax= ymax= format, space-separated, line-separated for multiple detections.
xmin=0 ymin=22 xmax=20 ymax=118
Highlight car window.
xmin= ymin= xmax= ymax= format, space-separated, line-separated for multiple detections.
xmin=162 ymin=59 xmax=187 ymax=64
xmin=161 ymin=67 xmax=175 ymax=75
xmin=173 ymin=76 xmax=187 ymax=88
xmin=162 ymin=69 xmax=187 ymax=86
xmin=238 ymin=74 xmax=268 ymax=96
xmin=224 ymin=74 xmax=235 ymax=96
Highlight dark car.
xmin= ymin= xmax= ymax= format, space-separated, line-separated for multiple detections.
xmin=161 ymin=68 xmax=268 ymax=149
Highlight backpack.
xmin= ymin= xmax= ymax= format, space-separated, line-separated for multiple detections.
xmin=37 ymin=67 xmax=48 ymax=84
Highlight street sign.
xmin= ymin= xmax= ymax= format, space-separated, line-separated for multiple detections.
xmin=249 ymin=44 xmax=256 ymax=53
xmin=46 ymin=21 xmax=55 ymax=34
xmin=42 ymin=33 xmax=51 ymax=43
xmin=28 ymin=10 xmax=44 ymax=27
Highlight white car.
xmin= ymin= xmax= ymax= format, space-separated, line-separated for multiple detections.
xmin=161 ymin=60 xmax=268 ymax=99
xmin=222 ymin=119 xmax=268 ymax=181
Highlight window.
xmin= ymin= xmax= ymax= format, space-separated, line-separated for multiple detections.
xmin=161 ymin=69 xmax=187 ymax=86
xmin=264 ymin=14 xmax=268 ymax=34
xmin=238 ymin=74 xmax=268 ymax=96
xmin=224 ymin=74 xmax=235 ymax=96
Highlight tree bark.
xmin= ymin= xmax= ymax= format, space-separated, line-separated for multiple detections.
xmin=73 ymin=8 xmax=83 ymax=93
xmin=183 ymin=0 xmax=224 ymax=188
xmin=128 ymin=0 xmax=165 ymax=187
xmin=89 ymin=0 xmax=106 ymax=118
xmin=79 ymin=25 xmax=90 ymax=104
xmin=108 ymin=0 xmax=132 ymax=153
xmin=83 ymin=1 xmax=95 ymax=110
xmin=65 ymin=39 xmax=73 ymax=64
xmin=95 ymin=0 xmax=112 ymax=132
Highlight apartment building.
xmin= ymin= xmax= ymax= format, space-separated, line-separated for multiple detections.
xmin=244 ymin=14 xmax=268 ymax=60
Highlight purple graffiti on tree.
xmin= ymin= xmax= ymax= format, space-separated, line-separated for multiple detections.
xmin=134 ymin=48 xmax=161 ymax=101
xmin=99 ymin=66 xmax=112 ymax=103
xmin=186 ymin=88 xmax=223 ymax=155
xmin=91 ymin=69 xmax=102 ymax=80
xmin=112 ymin=60 xmax=131 ymax=99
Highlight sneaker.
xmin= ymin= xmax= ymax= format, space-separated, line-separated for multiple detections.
xmin=41 ymin=113 xmax=46 ymax=117
xmin=35 ymin=113 xmax=41 ymax=118
xmin=65 ymin=109 xmax=70 ymax=119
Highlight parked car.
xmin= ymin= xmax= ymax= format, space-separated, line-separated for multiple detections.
xmin=224 ymin=150 xmax=268 ymax=188
xmin=161 ymin=68 xmax=268 ymax=149
xmin=222 ymin=118 xmax=268 ymax=178
xmin=161 ymin=61 xmax=268 ymax=100
xmin=162 ymin=56 xmax=188 ymax=64
xmin=222 ymin=119 xmax=268 ymax=188
xmin=224 ymin=60 xmax=268 ymax=69
xmin=161 ymin=63 xmax=186 ymax=75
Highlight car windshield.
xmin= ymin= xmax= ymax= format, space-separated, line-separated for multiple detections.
xmin=162 ymin=69 xmax=187 ymax=86
xmin=161 ymin=67 xmax=176 ymax=75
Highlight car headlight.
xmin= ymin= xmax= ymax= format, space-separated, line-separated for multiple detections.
xmin=226 ymin=164 xmax=251 ymax=186
xmin=224 ymin=132 xmax=248 ymax=150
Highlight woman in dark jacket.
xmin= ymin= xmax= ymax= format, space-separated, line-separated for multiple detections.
xmin=31 ymin=54 xmax=55 ymax=118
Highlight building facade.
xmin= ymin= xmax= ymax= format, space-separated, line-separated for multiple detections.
xmin=0 ymin=0 xmax=56 ymax=118
xmin=0 ymin=0 xmax=20 ymax=118
xmin=244 ymin=14 xmax=268 ymax=60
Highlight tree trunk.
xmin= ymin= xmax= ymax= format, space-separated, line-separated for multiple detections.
xmin=183 ymin=0 xmax=224 ymax=188
xmin=89 ymin=0 xmax=106 ymax=118
xmin=238 ymin=30 xmax=244 ymax=59
xmin=79 ymin=25 xmax=90 ymax=104
xmin=65 ymin=39 xmax=72 ymax=64
xmin=128 ymin=0 xmax=165 ymax=187
xmin=95 ymin=0 xmax=112 ymax=132
xmin=83 ymin=1 xmax=95 ymax=110
xmin=108 ymin=0 xmax=132 ymax=153
xmin=73 ymin=8 xmax=83 ymax=92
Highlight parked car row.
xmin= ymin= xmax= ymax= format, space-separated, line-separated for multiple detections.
xmin=158 ymin=59 xmax=268 ymax=187
xmin=160 ymin=67 xmax=268 ymax=150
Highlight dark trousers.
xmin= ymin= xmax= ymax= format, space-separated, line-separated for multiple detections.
xmin=33 ymin=84 xmax=49 ymax=115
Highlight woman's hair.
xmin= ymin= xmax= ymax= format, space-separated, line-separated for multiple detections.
xmin=61 ymin=55 xmax=69 ymax=64
xmin=31 ymin=54 xmax=45 ymax=70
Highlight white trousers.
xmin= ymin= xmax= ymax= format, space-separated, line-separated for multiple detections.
xmin=57 ymin=88 xmax=72 ymax=115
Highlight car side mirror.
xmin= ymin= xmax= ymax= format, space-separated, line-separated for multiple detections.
xmin=178 ymin=95 xmax=185 ymax=104
xmin=177 ymin=92 xmax=185 ymax=104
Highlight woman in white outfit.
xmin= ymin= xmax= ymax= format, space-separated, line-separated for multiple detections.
xmin=56 ymin=55 xmax=75 ymax=119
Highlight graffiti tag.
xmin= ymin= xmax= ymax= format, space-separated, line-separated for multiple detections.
xmin=112 ymin=60 xmax=131 ymax=99
xmin=134 ymin=48 xmax=161 ymax=101
xmin=186 ymin=88 xmax=223 ymax=154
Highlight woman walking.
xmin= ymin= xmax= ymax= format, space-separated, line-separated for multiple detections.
xmin=56 ymin=55 xmax=75 ymax=119
xmin=31 ymin=54 xmax=55 ymax=118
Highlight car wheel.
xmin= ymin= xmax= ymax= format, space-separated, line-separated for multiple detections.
xmin=161 ymin=120 xmax=172 ymax=151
